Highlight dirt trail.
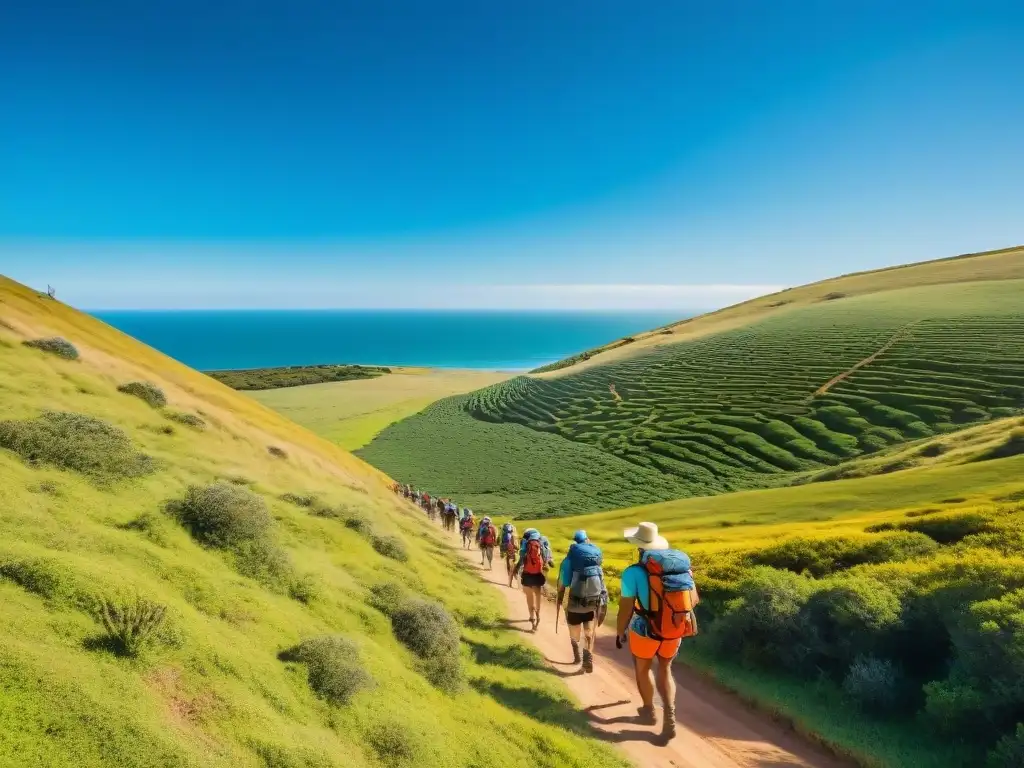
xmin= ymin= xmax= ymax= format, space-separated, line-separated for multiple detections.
xmin=810 ymin=321 xmax=920 ymax=400
xmin=453 ymin=543 xmax=851 ymax=768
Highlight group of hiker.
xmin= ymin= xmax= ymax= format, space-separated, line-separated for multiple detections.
xmin=391 ymin=481 xmax=700 ymax=744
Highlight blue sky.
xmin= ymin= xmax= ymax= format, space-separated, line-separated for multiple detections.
xmin=1 ymin=1 xmax=1022 ymax=309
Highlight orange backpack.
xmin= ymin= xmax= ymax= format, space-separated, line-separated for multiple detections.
xmin=523 ymin=539 xmax=544 ymax=575
xmin=637 ymin=550 xmax=698 ymax=641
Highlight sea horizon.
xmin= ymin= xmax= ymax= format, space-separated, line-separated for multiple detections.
xmin=91 ymin=308 xmax=688 ymax=372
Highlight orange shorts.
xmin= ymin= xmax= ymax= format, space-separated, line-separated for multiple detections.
xmin=628 ymin=630 xmax=682 ymax=660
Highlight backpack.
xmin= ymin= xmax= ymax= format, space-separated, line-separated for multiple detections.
xmin=460 ymin=517 xmax=473 ymax=531
xmin=500 ymin=524 xmax=515 ymax=550
xmin=636 ymin=550 xmax=697 ymax=641
xmin=523 ymin=538 xmax=545 ymax=575
xmin=480 ymin=524 xmax=496 ymax=546
xmin=567 ymin=542 xmax=606 ymax=613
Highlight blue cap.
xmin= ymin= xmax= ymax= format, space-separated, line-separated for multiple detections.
xmin=573 ymin=530 xmax=588 ymax=543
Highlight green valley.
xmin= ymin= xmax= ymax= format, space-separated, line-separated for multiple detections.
xmin=359 ymin=248 xmax=1024 ymax=518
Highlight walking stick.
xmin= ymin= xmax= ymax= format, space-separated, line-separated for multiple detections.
xmin=555 ymin=595 xmax=562 ymax=635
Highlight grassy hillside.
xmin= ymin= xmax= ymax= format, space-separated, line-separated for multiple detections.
xmin=253 ymin=368 xmax=512 ymax=450
xmin=0 ymin=276 xmax=627 ymax=768
xmin=524 ymin=441 xmax=1024 ymax=768
xmin=360 ymin=250 xmax=1024 ymax=518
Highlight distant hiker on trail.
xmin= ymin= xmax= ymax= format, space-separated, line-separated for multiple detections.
xmin=459 ymin=509 xmax=475 ymax=549
xmin=512 ymin=528 xmax=554 ymax=632
xmin=477 ymin=516 xmax=498 ymax=569
xmin=556 ymin=530 xmax=607 ymax=673
xmin=615 ymin=522 xmax=699 ymax=744
xmin=500 ymin=523 xmax=518 ymax=585
xmin=443 ymin=501 xmax=458 ymax=532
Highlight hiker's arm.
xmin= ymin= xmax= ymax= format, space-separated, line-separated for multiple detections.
xmin=616 ymin=596 xmax=635 ymax=639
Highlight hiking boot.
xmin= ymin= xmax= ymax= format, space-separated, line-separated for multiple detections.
xmin=581 ymin=648 xmax=594 ymax=673
xmin=659 ymin=706 xmax=677 ymax=744
xmin=636 ymin=705 xmax=657 ymax=726
xmin=571 ymin=640 xmax=581 ymax=664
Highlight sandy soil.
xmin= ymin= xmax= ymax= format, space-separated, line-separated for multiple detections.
xmin=453 ymin=542 xmax=852 ymax=768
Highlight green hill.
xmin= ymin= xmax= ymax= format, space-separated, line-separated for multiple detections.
xmin=0 ymin=276 xmax=626 ymax=768
xmin=359 ymin=247 xmax=1024 ymax=518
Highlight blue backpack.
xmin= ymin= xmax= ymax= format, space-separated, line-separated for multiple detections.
xmin=566 ymin=542 xmax=605 ymax=612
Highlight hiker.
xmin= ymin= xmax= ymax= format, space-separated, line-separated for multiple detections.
xmin=556 ymin=530 xmax=606 ymax=673
xmin=512 ymin=528 xmax=554 ymax=632
xmin=499 ymin=522 xmax=518 ymax=584
xmin=459 ymin=509 xmax=475 ymax=549
xmin=615 ymin=522 xmax=699 ymax=744
xmin=477 ymin=516 xmax=498 ymax=569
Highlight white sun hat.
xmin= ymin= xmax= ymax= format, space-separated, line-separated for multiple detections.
xmin=623 ymin=521 xmax=669 ymax=550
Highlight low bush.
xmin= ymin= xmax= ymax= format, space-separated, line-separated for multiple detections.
xmin=367 ymin=581 xmax=409 ymax=617
xmin=343 ymin=512 xmax=374 ymax=537
xmin=822 ymin=292 xmax=847 ymax=301
xmin=843 ymin=655 xmax=904 ymax=712
xmin=0 ymin=411 xmax=154 ymax=480
xmin=0 ymin=555 xmax=79 ymax=604
xmin=233 ymin=538 xmax=295 ymax=591
xmin=988 ymin=724 xmax=1024 ymax=768
xmin=22 ymin=337 xmax=78 ymax=360
xmin=391 ymin=597 xmax=462 ymax=691
xmin=980 ymin=428 xmax=1024 ymax=461
xmin=918 ymin=442 xmax=948 ymax=457
xmin=95 ymin=594 xmax=169 ymax=657
xmin=118 ymin=512 xmax=171 ymax=547
xmin=164 ymin=410 xmax=206 ymax=430
xmin=280 ymin=493 xmax=317 ymax=508
xmin=168 ymin=483 xmax=272 ymax=549
xmin=366 ymin=722 xmax=418 ymax=765
xmin=288 ymin=574 xmax=321 ymax=604
xmin=891 ymin=512 xmax=994 ymax=544
xmin=279 ymin=635 xmax=373 ymax=706
xmin=117 ymin=381 xmax=167 ymax=408
xmin=267 ymin=445 xmax=288 ymax=459
xmin=372 ymin=535 xmax=408 ymax=562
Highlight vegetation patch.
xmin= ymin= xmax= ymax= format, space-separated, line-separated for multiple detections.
xmin=267 ymin=445 xmax=288 ymax=459
xmin=390 ymin=597 xmax=462 ymax=692
xmin=206 ymin=364 xmax=388 ymax=391
xmin=94 ymin=594 xmax=170 ymax=657
xmin=168 ymin=483 xmax=272 ymax=549
xmin=117 ymin=381 xmax=167 ymax=408
xmin=0 ymin=410 xmax=155 ymax=480
xmin=371 ymin=534 xmax=408 ymax=562
xmin=23 ymin=336 xmax=79 ymax=360
xmin=164 ymin=410 xmax=206 ymax=430
xmin=278 ymin=635 xmax=373 ymax=706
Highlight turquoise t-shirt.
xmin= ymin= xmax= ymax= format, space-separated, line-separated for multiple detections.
xmin=558 ymin=557 xmax=572 ymax=589
xmin=621 ymin=564 xmax=654 ymax=636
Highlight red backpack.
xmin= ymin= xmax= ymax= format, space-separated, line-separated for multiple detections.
xmin=480 ymin=524 xmax=496 ymax=546
xmin=523 ymin=539 xmax=544 ymax=575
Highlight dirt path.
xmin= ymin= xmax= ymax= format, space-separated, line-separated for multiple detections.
xmin=453 ymin=543 xmax=851 ymax=768
xmin=810 ymin=321 xmax=920 ymax=400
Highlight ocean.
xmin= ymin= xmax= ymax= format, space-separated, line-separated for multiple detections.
xmin=90 ymin=310 xmax=686 ymax=371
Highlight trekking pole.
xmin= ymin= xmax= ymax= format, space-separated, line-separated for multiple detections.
xmin=555 ymin=597 xmax=562 ymax=635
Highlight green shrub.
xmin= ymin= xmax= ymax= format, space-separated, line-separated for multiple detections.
xmin=95 ymin=594 xmax=169 ymax=657
xmin=118 ymin=511 xmax=171 ymax=547
xmin=918 ymin=442 xmax=948 ymax=457
xmin=164 ymin=410 xmax=206 ymax=430
xmin=23 ymin=337 xmax=78 ymax=360
xmin=367 ymin=581 xmax=409 ymax=617
xmin=0 ymin=411 xmax=154 ymax=480
xmin=366 ymin=722 xmax=418 ymax=766
xmin=117 ymin=381 xmax=167 ymax=408
xmin=980 ymin=429 xmax=1024 ymax=461
xmin=988 ymin=724 xmax=1024 ymax=768
xmin=169 ymin=483 xmax=272 ymax=549
xmin=279 ymin=635 xmax=373 ymax=706
xmin=343 ymin=512 xmax=374 ymax=538
xmin=391 ymin=598 xmax=463 ymax=691
xmin=842 ymin=655 xmax=903 ymax=712
xmin=280 ymin=493 xmax=317 ymax=508
xmin=0 ymin=556 xmax=78 ymax=604
xmin=372 ymin=535 xmax=408 ymax=562
xmin=267 ymin=445 xmax=288 ymax=459
xmin=288 ymin=574 xmax=321 ymax=604
xmin=898 ymin=512 xmax=994 ymax=544
xmin=233 ymin=538 xmax=295 ymax=591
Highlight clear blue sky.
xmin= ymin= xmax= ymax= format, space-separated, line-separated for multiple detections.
xmin=1 ymin=1 xmax=1021 ymax=309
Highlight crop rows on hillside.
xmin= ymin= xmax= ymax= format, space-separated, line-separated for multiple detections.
xmin=467 ymin=281 xmax=1024 ymax=495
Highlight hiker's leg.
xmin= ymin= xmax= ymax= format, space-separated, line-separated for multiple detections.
xmin=632 ymin=656 xmax=655 ymax=710
xmin=581 ymin=619 xmax=595 ymax=652
xmin=655 ymin=653 xmax=678 ymax=741
xmin=567 ymin=619 xmax=582 ymax=643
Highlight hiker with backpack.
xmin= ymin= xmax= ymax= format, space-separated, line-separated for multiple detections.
xmin=476 ymin=516 xmax=498 ymax=569
xmin=459 ymin=509 xmax=475 ymax=549
xmin=556 ymin=530 xmax=607 ymax=673
xmin=614 ymin=522 xmax=698 ymax=744
xmin=500 ymin=523 xmax=518 ymax=585
xmin=512 ymin=528 xmax=554 ymax=632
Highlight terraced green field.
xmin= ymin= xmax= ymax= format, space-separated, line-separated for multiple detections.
xmin=363 ymin=278 xmax=1024 ymax=517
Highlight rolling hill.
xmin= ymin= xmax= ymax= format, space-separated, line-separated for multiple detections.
xmin=359 ymin=246 xmax=1024 ymax=518
xmin=0 ymin=275 xmax=627 ymax=768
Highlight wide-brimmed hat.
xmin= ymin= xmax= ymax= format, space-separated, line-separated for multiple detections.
xmin=623 ymin=522 xmax=669 ymax=550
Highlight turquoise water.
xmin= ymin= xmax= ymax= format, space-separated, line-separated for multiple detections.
xmin=91 ymin=310 xmax=686 ymax=371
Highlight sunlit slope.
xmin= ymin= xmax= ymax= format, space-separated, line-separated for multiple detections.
xmin=0 ymin=276 xmax=626 ymax=768
xmin=252 ymin=368 xmax=512 ymax=450
xmin=362 ymin=274 xmax=1024 ymax=517
xmin=535 ymin=244 xmax=1024 ymax=374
